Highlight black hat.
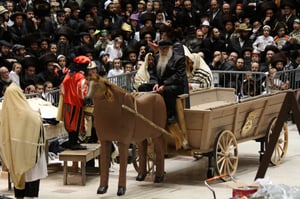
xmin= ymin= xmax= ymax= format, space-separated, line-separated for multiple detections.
xmin=55 ymin=26 xmax=74 ymax=41
xmin=280 ymin=0 xmax=296 ymax=9
xmin=79 ymin=32 xmax=90 ymax=37
xmin=39 ymin=53 xmax=57 ymax=65
xmin=241 ymin=47 xmax=253 ymax=55
xmin=33 ymin=0 xmax=51 ymax=17
xmin=65 ymin=1 xmax=80 ymax=10
xmin=0 ymin=40 xmax=12 ymax=47
xmin=271 ymin=52 xmax=287 ymax=67
xmin=158 ymin=40 xmax=173 ymax=48
xmin=85 ymin=0 xmax=98 ymax=10
xmin=124 ymin=45 xmax=138 ymax=58
xmin=264 ymin=45 xmax=279 ymax=54
xmin=139 ymin=26 xmax=156 ymax=41
xmin=56 ymin=9 xmax=65 ymax=16
xmin=260 ymin=1 xmax=278 ymax=14
xmin=140 ymin=12 xmax=155 ymax=25
xmin=20 ymin=56 xmax=39 ymax=69
xmin=10 ymin=11 xmax=27 ymax=21
xmin=223 ymin=15 xmax=234 ymax=25
xmin=12 ymin=44 xmax=25 ymax=51
xmin=78 ymin=46 xmax=94 ymax=55
xmin=22 ymin=32 xmax=41 ymax=46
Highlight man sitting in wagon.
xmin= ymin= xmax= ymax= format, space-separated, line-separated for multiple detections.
xmin=138 ymin=40 xmax=187 ymax=124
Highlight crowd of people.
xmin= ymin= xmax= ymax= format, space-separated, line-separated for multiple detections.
xmin=0 ymin=0 xmax=299 ymax=99
xmin=1 ymin=0 xmax=300 ymax=197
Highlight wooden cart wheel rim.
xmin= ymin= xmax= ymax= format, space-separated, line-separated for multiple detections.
xmin=214 ymin=130 xmax=238 ymax=180
xmin=131 ymin=143 xmax=156 ymax=174
xmin=266 ymin=118 xmax=288 ymax=166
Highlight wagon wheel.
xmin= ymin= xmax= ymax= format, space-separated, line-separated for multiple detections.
xmin=265 ymin=118 xmax=288 ymax=166
xmin=214 ymin=130 xmax=238 ymax=181
xmin=132 ymin=141 xmax=156 ymax=175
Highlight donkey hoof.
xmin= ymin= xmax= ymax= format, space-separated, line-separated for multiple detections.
xmin=97 ymin=186 xmax=108 ymax=194
xmin=154 ymin=175 xmax=164 ymax=183
xmin=136 ymin=173 xmax=147 ymax=181
xmin=117 ymin=186 xmax=126 ymax=196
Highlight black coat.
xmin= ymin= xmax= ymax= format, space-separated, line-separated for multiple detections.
xmin=228 ymin=37 xmax=254 ymax=57
xmin=201 ymin=37 xmax=226 ymax=64
xmin=150 ymin=53 xmax=186 ymax=92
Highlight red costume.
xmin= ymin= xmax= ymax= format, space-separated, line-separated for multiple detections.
xmin=61 ymin=71 xmax=87 ymax=133
xmin=60 ymin=55 xmax=91 ymax=150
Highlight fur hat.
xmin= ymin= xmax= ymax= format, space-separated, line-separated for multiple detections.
xmin=260 ymin=1 xmax=278 ymax=14
xmin=10 ymin=11 xmax=27 ymax=21
xmin=33 ymin=0 xmax=51 ymax=17
xmin=140 ymin=12 xmax=155 ymax=25
xmin=264 ymin=45 xmax=279 ymax=54
xmin=39 ymin=53 xmax=57 ymax=66
xmin=21 ymin=56 xmax=39 ymax=69
xmin=55 ymin=26 xmax=74 ymax=41
xmin=139 ymin=26 xmax=156 ymax=41
xmin=280 ymin=0 xmax=296 ymax=9
xmin=271 ymin=52 xmax=287 ymax=67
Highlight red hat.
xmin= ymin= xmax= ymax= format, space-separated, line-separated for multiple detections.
xmin=73 ymin=55 xmax=91 ymax=65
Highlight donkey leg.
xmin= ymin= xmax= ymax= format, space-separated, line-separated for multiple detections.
xmin=117 ymin=142 xmax=129 ymax=196
xmin=97 ymin=140 xmax=111 ymax=194
xmin=153 ymin=135 xmax=166 ymax=183
xmin=136 ymin=139 xmax=147 ymax=181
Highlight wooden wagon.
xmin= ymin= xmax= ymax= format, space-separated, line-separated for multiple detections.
xmin=160 ymin=88 xmax=288 ymax=179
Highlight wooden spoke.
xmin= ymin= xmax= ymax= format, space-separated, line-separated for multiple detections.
xmin=214 ymin=130 xmax=238 ymax=181
xmin=266 ymin=118 xmax=288 ymax=166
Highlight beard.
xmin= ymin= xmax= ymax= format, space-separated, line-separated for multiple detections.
xmin=157 ymin=48 xmax=173 ymax=76
xmin=2 ymin=77 xmax=11 ymax=83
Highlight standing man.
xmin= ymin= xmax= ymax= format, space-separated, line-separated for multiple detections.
xmin=59 ymin=55 xmax=91 ymax=150
xmin=0 ymin=82 xmax=47 ymax=198
xmin=138 ymin=40 xmax=186 ymax=123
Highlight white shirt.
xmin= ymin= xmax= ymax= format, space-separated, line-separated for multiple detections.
xmin=252 ymin=35 xmax=276 ymax=52
xmin=104 ymin=44 xmax=123 ymax=61
xmin=9 ymin=71 xmax=20 ymax=87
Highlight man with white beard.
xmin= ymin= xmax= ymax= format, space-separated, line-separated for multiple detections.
xmin=0 ymin=66 xmax=12 ymax=97
xmin=138 ymin=40 xmax=186 ymax=123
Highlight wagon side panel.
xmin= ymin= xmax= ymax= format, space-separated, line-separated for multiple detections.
xmin=184 ymin=109 xmax=211 ymax=151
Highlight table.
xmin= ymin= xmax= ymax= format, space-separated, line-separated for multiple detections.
xmin=59 ymin=144 xmax=100 ymax=185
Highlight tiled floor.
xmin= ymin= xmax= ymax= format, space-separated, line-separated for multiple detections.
xmin=1 ymin=122 xmax=299 ymax=199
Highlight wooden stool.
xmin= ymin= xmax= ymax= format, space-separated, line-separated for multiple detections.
xmin=59 ymin=144 xmax=100 ymax=185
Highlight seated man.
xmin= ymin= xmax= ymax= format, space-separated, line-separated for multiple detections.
xmin=138 ymin=40 xmax=186 ymax=123
xmin=183 ymin=46 xmax=213 ymax=90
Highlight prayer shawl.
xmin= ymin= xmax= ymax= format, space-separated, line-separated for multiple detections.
xmin=134 ymin=52 xmax=151 ymax=90
xmin=0 ymin=83 xmax=43 ymax=189
xmin=183 ymin=45 xmax=213 ymax=89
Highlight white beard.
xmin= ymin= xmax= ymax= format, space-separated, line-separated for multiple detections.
xmin=157 ymin=49 xmax=172 ymax=76
xmin=1 ymin=77 xmax=11 ymax=83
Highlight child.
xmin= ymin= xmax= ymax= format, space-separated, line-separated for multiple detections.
xmin=252 ymin=25 xmax=276 ymax=53
xmin=42 ymin=81 xmax=54 ymax=104
xmin=9 ymin=62 xmax=22 ymax=87
xmin=107 ymin=58 xmax=124 ymax=78
xmin=35 ymin=82 xmax=44 ymax=95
